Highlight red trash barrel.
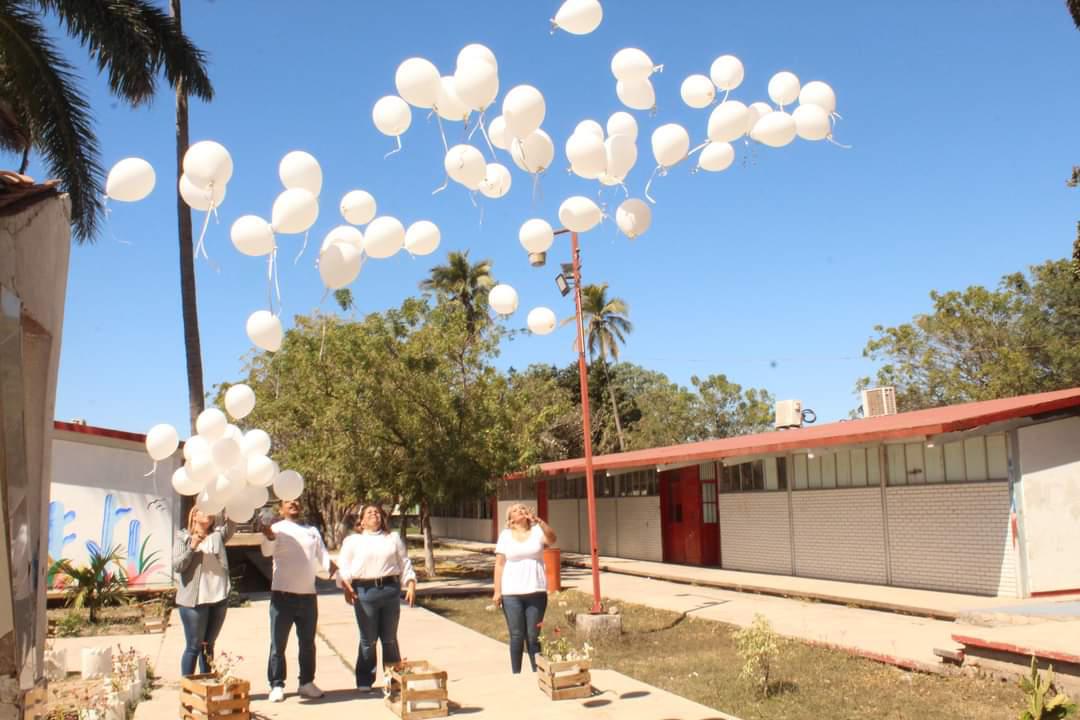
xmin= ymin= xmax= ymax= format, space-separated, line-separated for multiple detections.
xmin=544 ymin=547 xmax=562 ymax=592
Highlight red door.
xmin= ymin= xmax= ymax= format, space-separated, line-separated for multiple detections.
xmin=660 ymin=466 xmax=704 ymax=564
xmin=700 ymin=468 xmax=719 ymax=566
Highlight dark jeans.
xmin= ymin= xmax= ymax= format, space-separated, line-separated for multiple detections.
xmin=267 ymin=591 xmax=318 ymax=688
xmin=352 ymin=580 xmax=402 ymax=688
xmin=501 ymin=592 xmax=547 ymax=673
xmin=179 ymin=600 xmax=228 ymax=676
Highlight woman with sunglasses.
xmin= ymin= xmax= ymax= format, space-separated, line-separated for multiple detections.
xmin=336 ymin=504 xmax=417 ymax=691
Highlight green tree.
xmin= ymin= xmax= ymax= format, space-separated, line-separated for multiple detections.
xmin=691 ymin=374 xmax=775 ymax=438
xmin=0 ymin=0 xmax=213 ymax=242
xmin=857 ymin=259 xmax=1080 ymax=410
xmin=505 ymin=364 xmax=581 ymax=470
xmin=59 ymin=545 xmax=127 ymax=624
xmin=571 ymin=283 xmax=633 ymax=451
xmin=627 ymin=375 xmax=701 ymax=449
xmin=419 ymin=250 xmax=495 ymax=337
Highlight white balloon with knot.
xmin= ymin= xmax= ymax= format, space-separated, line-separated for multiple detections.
xmin=558 ymin=196 xmax=603 ymax=233
xmin=511 ymin=129 xmax=554 ymax=175
xmin=552 ymin=0 xmax=602 ymax=35
xmin=179 ymin=141 xmax=232 ymax=262
xmin=527 ymin=307 xmax=557 ymax=336
xmin=105 ymin=158 xmax=156 ymax=203
xmin=615 ymin=199 xmax=652 ymax=239
xmin=519 ymin=218 xmax=554 ymax=265
xmin=340 ymin=190 xmax=376 ymax=226
xmin=318 ymin=226 xmax=364 ymax=290
xmin=279 ymin=151 xmax=323 ymax=196
xmin=372 ymin=96 xmax=412 ymax=156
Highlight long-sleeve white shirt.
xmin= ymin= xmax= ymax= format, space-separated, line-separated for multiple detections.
xmin=259 ymin=519 xmax=332 ymax=595
xmin=336 ymin=531 xmax=416 ymax=586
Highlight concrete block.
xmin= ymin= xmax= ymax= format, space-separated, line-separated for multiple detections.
xmin=576 ymin=612 xmax=622 ymax=640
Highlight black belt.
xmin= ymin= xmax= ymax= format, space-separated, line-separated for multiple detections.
xmin=352 ymin=575 xmax=399 ymax=588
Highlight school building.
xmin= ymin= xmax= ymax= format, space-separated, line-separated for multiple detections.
xmin=430 ymin=387 xmax=1080 ymax=598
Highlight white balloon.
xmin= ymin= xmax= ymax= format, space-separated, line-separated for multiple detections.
xmin=404 ymin=220 xmax=441 ymax=256
xmin=698 ymin=141 xmax=735 ymax=172
xmin=106 ymin=158 xmax=156 ymax=202
xmin=246 ymin=454 xmax=275 ymax=488
xmin=372 ymin=96 xmax=412 ymax=137
xmin=222 ymin=423 xmax=243 ymax=443
xmin=171 ymin=466 xmax=203 ymax=496
xmin=211 ymin=436 xmax=243 ymax=473
xmin=457 ymin=43 xmax=497 ymax=71
xmin=271 ymin=188 xmax=318 ymax=234
xmin=605 ymin=134 xmax=637 ymax=180
xmin=241 ymin=429 xmax=271 ymax=457
xmin=444 ymin=144 xmax=487 ymax=189
xmin=768 ymin=71 xmax=801 ymax=107
xmin=395 ymin=57 xmax=441 ymax=109
xmin=183 ymin=140 xmax=233 ymax=188
xmin=574 ymin=119 xmax=605 ymax=141
xmin=187 ymin=455 xmax=216 ymax=487
xmin=616 ymin=79 xmax=655 ymax=111
xmin=799 ymin=80 xmax=837 ymax=115
xmin=320 ymin=225 xmax=364 ymax=253
xmin=680 ymin=74 xmax=716 ymax=109
xmin=488 ymin=284 xmax=519 ymax=315
xmin=746 ymin=102 xmax=774 ymax=131
xmin=196 ymin=409 xmax=227 ymax=442
xmin=793 ymin=104 xmax=831 ymax=141
xmin=179 ymin=174 xmax=226 ymax=212
xmin=195 ymin=488 xmax=225 ymax=515
xmin=224 ymin=456 xmax=248 ymax=485
xmin=479 ymin=163 xmax=512 ymax=199
xmin=340 ymin=190 xmax=376 ymax=226
xmin=278 ymin=151 xmax=322 ymax=196
xmin=273 ymin=470 xmax=304 ymax=501
xmin=651 ymin=123 xmax=690 ymax=168
xmin=183 ymin=435 xmax=210 ymax=463
xmin=615 ymin=198 xmax=652 ymax=239
xmin=527 ymin=307 xmax=557 ymax=335
xmin=211 ymin=472 xmax=241 ymax=504
xmin=558 ymin=196 xmax=603 ymax=233
xmin=519 ymin=219 xmax=554 ymax=254
xmin=565 ymin=131 xmax=607 ymax=179
xmin=606 ymin=111 xmax=638 ymax=141
xmin=224 ymin=497 xmax=256 ymax=523
xmin=230 ymin=215 xmax=275 ymax=257
xmin=710 ymin=55 xmax=745 ymax=91
xmin=488 ymin=116 xmax=510 ymax=150
xmin=318 ymin=242 xmax=363 ymax=289
xmin=751 ymin=111 xmax=797 ymax=148
xmin=363 ymin=216 xmax=405 ymax=259
xmin=502 ymin=85 xmax=546 ymax=139
xmin=436 ymin=76 xmax=470 ymax=122
xmin=510 ymin=129 xmax=554 ymax=174
xmin=244 ymin=483 xmax=270 ymax=510
xmin=707 ymin=101 xmax=750 ymax=143
xmin=146 ymin=423 xmax=179 ymax=461
xmin=611 ymin=48 xmax=657 ymax=83
xmin=224 ymin=384 xmax=256 ymax=420
xmin=553 ymin=0 xmax=602 ymax=35
xmin=453 ymin=60 xmax=499 ymax=112
xmin=246 ymin=310 xmax=284 ymax=352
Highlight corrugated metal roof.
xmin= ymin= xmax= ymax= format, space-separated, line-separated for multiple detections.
xmin=524 ymin=387 xmax=1080 ymax=477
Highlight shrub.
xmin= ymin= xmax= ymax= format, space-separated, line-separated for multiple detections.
xmin=54 ymin=611 xmax=84 ymax=638
xmin=59 ymin=545 xmax=128 ymax=623
xmin=732 ymin=613 xmax=781 ymax=699
xmin=1019 ymin=656 xmax=1078 ymax=720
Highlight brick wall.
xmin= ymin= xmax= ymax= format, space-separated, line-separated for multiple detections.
xmin=792 ymin=488 xmax=887 ymax=584
xmin=548 ymin=499 xmax=581 ymax=553
xmin=718 ymin=493 xmax=792 ymax=574
xmin=614 ymin=497 xmax=663 ymax=561
xmin=886 ymin=483 xmax=1017 ymax=596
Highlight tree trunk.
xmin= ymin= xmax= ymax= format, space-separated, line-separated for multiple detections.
xmin=601 ymin=361 xmax=626 ymax=451
xmin=420 ymin=500 xmax=436 ymax=579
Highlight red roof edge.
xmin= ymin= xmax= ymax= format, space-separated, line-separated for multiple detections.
xmin=53 ymin=420 xmax=147 ymax=445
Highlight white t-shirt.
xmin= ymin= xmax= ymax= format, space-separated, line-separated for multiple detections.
xmin=196 ymin=532 xmax=228 ymax=604
xmin=260 ymin=519 xmax=331 ymax=595
xmin=496 ymin=525 xmax=547 ymax=595
xmin=337 ymin=531 xmax=417 ymax=585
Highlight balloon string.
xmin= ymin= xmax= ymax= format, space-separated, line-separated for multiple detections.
xmin=194 ymin=198 xmax=221 ymax=272
xmin=272 ymin=248 xmax=282 ymax=311
xmin=653 ymin=64 xmax=665 ymax=74
xmin=644 ymin=165 xmax=661 ymax=204
xmin=549 ymin=19 xmax=558 ymax=35
xmin=434 ymin=112 xmax=450 ymax=153
xmin=384 ymin=136 xmax=403 ymax=160
xmin=617 ymin=180 xmax=629 ymax=198
xmin=532 ymin=172 xmax=543 ymax=204
xmin=688 ymin=140 xmax=709 ymax=158
xmin=432 ymin=176 xmax=449 ymax=195
xmin=827 ymin=135 xmax=853 ymax=150
xmin=294 ymin=230 xmax=309 ymax=264
xmin=476 ymin=114 xmax=498 ymax=159
xmin=722 ymin=89 xmax=730 ymax=103
xmin=143 ymin=460 xmax=157 ymax=478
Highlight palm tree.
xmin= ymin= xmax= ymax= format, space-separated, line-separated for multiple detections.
xmin=570 ymin=283 xmax=633 ymax=451
xmin=1068 ymin=0 xmax=1080 ymax=30
xmin=0 ymin=0 xmax=214 ymax=243
xmin=419 ymin=250 xmax=495 ymax=336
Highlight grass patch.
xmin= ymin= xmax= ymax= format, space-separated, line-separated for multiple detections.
xmin=419 ymin=589 xmax=1024 ymax=720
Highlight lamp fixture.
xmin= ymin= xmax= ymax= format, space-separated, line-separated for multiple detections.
xmin=555 ymin=273 xmax=571 ymax=297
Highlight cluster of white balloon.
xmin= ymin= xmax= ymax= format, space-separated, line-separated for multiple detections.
xmin=144 ymin=384 xmax=304 ymax=520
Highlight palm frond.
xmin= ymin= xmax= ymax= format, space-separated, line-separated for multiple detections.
xmin=0 ymin=2 xmax=102 ymax=242
xmin=1068 ymin=0 xmax=1080 ymax=30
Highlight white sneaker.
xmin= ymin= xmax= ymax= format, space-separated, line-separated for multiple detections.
xmin=298 ymin=682 xmax=324 ymax=699
xmin=268 ymin=686 xmax=285 ymax=703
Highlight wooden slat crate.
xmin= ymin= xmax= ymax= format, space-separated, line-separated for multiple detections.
xmin=383 ymin=660 xmax=449 ymax=719
xmin=536 ymin=655 xmax=592 ymax=701
xmin=179 ymin=674 xmax=250 ymax=720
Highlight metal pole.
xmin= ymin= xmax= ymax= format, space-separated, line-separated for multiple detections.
xmin=571 ymin=231 xmax=603 ymax=614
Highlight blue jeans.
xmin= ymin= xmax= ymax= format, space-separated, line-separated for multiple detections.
xmin=179 ymin=600 xmax=228 ymax=676
xmin=267 ymin=591 xmax=318 ymax=688
xmin=352 ymin=580 xmax=402 ymax=688
xmin=501 ymin=592 xmax=547 ymax=673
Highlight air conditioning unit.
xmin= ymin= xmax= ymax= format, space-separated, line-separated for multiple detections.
xmin=774 ymin=400 xmax=803 ymax=429
xmin=861 ymin=386 xmax=898 ymax=418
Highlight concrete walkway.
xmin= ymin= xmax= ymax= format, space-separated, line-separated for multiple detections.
xmin=88 ymin=586 xmax=736 ymax=720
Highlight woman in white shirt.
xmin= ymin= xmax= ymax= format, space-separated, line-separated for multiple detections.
xmin=493 ymin=503 xmax=557 ymax=673
xmin=173 ymin=508 xmax=234 ymax=675
xmin=337 ymin=504 xmax=417 ymax=691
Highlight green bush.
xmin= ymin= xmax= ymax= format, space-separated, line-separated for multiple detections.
xmin=54 ymin=611 xmax=84 ymax=637
xmin=59 ymin=545 xmax=128 ymax=623
xmin=732 ymin=613 xmax=781 ymax=699
xmin=1019 ymin=656 xmax=1078 ymax=720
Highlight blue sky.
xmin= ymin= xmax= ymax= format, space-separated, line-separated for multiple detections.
xmin=23 ymin=1 xmax=1080 ymax=436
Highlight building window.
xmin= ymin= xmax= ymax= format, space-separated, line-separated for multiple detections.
xmin=615 ymin=469 xmax=659 ymax=497
xmin=886 ymin=433 xmax=1008 ymax=486
xmin=702 ymin=480 xmax=717 ymax=523
xmin=718 ymin=459 xmax=784 ymax=493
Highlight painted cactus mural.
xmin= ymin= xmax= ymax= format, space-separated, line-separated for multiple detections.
xmin=124 ymin=519 xmax=162 ymax=586
xmin=47 ymin=501 xmax=77 ymax=587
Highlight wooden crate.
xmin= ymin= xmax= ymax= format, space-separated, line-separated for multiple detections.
xmin=383 ymin=660 xmax=449 ymax=719
xmin=536 ymin=655 xmax=592 ymax=701
xmin=179 ymin=674 xmax=250 ymax=720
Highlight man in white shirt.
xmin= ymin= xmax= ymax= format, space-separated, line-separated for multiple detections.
xmin=259 ymin=498 xmax=338 ymax=702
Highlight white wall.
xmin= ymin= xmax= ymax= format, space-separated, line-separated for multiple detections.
xmin=792 ymin=488 xmax=887 ymax=584
xmin=614 ymin=497 xmax=662 ymax=561
xmin=50 ymin=434 xmax=180 ymax=587
xmin=547 ymin=499 xmax=580 ymax=553
xmin=1019 ymin=417 xmax=1080 ymax=593
xmin=430 ymin=516 xmax=492 ymax=542
xmin=718 ymin=493 xmax=792 ymax=575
